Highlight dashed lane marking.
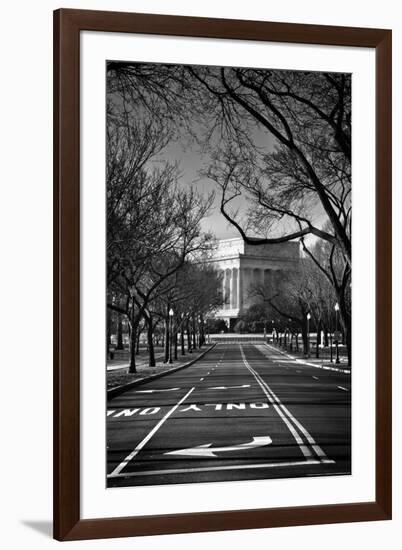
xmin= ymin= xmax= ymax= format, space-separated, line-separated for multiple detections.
xmin=134 ymin=387 xmax=180 ymax=394
xmin=337 ymin=386 xmax=349 ymax=392
xmin=208 ymin=384 xmax=251 ymax=390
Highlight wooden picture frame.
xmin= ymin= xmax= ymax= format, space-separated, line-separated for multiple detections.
xmin=53 ymin=8 xmax=392 ymax=541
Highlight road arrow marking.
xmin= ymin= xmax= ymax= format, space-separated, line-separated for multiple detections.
xmin=164 ymin=436 xmax=272 ymax=457
xmin=134 ymin=387 xmax=180 ymax=394
xmin=208 ymin=384 xmax=251 ymax=390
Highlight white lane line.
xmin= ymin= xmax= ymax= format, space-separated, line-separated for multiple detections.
xmin=108 ymin=458 xmax=334 ymax=478
xmin=337 ymin=386 xmax=349 ymax=392
xmin=239 ymin=346 xmax=312 ymax=459
xmin=134 ymin=387 xmax=180 ymax=394
xmin=312 ymin=376 xmax=319 ymax=380
xmin=109 ymin=387 xmax=195 ymax=477
xmin=241 ymin=345 xmax=331 ymax=462
xmin=200 ymin=377 xmax=204 ymax=381
xmin=208 ymin=384 xmax=251 ymax=390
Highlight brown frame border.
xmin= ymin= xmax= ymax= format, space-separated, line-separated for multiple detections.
xmin=53 ymin=8 xmax=392 ymax=541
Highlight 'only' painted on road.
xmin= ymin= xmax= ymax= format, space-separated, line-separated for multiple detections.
xmin=107 ymin=402 xmax=270 ymax=418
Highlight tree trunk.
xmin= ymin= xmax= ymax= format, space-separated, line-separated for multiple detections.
xmin=301 ymin=320 xmax=308 ymax=356
xmin=199 ymin=315 xmax=204 ymax=346
xmin=147 ymin=318 xmax=156 ymax=367
xmin=164 ymin=318 xmax=169 ymax=363
xmin=117 ymin=314 xmax=124 ymax=350
xmin=192 ymin=317 xmax=197 ymax=350
xmin=128 ymin=317 xmax=137 ymax=373
xmin=315 ymin=322 xmax=320 ymax=358
xmin=135 ymin=329 xmax=141 ymax=355
xmin=181 ymin=326 xmax=185 ymax=355
xmin=338 ymin=290 xmax=352 ymax=366
xmin=340 ymin=308 xmax=351 ymax=366
xmin=187 ymin=321 xmax=192 ymax=353
xmin=346 ymin=321 xmax=351 ymax=366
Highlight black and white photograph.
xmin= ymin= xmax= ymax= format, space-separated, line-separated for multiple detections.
xmin=106 ymin=61 xmax=352 ymax=488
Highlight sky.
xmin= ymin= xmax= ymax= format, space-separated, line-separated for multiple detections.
xmin=162 ymin=139 xmax=238 ymax=239
xmin=161 ymin=122 xmax=277 ymax=240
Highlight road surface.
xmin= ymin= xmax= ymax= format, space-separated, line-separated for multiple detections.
xmin=107 ymin=343 xmax=351 ymax=487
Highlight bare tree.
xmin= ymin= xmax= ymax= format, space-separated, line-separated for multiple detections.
xmin=186 ymin=67 xmax=351 ymax=262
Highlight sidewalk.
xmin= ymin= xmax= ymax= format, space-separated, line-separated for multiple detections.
xmin=265 ymin=342 xmax=351 ymax=374
xmin=107 ymin=345 xmax=214 ymax=390
xmin=107 ymin=351 xmax=164 ymax=372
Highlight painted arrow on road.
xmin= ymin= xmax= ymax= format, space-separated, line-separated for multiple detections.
xmin=164 ymin=436 xmax=272 ymax=457
xmin=208 ymin=384 xmax=251 ymax=390
xmin=134 ymin=387 xmax=180 ymax=394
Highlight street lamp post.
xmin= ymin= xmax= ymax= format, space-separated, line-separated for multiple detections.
xmin=306 ymin=313 xmax=311 ymax=358
xmin=180 ymin=312 xmax=185 ymax=356
xmin=198 ymin=316 xmax=202 ymax=347
xmin=288 ymin=319 xmax=292 ymax=352
xmin=335 ymin=303 xmax=340 ymax=364
xmin=168 ymin=308 xmax=174 ymax=364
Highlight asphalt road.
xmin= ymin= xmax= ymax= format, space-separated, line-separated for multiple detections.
xmin=107 ymin=343 xmax=351 ymax=487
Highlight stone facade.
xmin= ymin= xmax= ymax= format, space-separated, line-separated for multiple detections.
xmin=207 ymin=237 xmax=300 ymax=326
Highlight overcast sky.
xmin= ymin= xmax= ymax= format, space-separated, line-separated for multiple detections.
xmin=161 ymin=123 xmax=277 ymax=240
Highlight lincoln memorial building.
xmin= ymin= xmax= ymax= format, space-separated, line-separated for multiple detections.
xmin=207 ymin=237 xmax=300 ymax=328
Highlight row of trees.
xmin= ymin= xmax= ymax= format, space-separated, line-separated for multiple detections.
xmin=106 ymin=65 xmax=223 ymax=372
xmin=235 ymin=240 xmax=350 ymax=363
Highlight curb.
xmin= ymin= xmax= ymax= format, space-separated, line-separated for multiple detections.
xmin=107 ymin=343 xmax=216 ymax=400
xmin=264 ymin=343 xmax=351 ymax=375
